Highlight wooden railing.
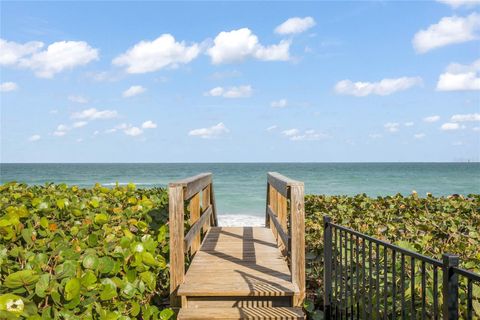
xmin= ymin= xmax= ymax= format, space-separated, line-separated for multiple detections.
xmin=265 ymin=172 xmax=306 ymax=307
xmin=168 ymin=173 xmax=218 ymax=307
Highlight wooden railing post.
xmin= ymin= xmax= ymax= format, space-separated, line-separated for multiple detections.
xmin=442 ymin=253 xmax=460 ymax=320
xmin=291 ymin=183 xmax=305 ymax=307
xmin=189 ymin=193 xmax=201 ymax=255
xmin=202 ymin=184 xmax=211 ymax=233
xmin=210 ymin=183 xmax=218 ymax=226
xmin=265 ymin=183 xmax=270 ymax=227
xmin=271 ymin=187 xmax=278 ymax=240
xmin=323 ymin=216 xmax=333 ymax=319
xmin=169 ymin=184 xmax=185 ymax=307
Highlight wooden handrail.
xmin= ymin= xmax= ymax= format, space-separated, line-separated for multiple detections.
xmin=184 ymin=205 xmax=213 ymax=253
xmin=169 ymin=173 xmax=218 ymax=307
xmin=169 ymin=172 xmax=212 ymax=200
xmin=266 ymin=205 xmax=289 ymax=251
xmin=265 ymin=172 xmax=305 ymax=307
xmin=267 ymin=172 xmax=303 ymax=197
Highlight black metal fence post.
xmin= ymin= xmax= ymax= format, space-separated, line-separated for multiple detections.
xmin=442 ymin=253 xmax=460 ymax=320
xmin=323 ymin=216 xmax=333 ymax=319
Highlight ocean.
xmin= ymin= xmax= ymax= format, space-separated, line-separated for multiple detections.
xmin=1 ymin=163 xmax=479 ymax=226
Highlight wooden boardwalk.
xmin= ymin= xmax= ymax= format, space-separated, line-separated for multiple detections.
xmin=169 ymin=173 xmax=305 ymax=319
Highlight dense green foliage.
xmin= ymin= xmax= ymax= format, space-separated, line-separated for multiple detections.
xmin=304 ymin=192 xmax=480 ymax=318
xmin=1 ymin=183 xmax=479 ymax=319
xmin=0 ymin=182 xmax=174 ymax=320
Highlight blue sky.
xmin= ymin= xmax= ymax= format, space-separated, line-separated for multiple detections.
xmin=1 ymin=1 xmax=479 ymax=162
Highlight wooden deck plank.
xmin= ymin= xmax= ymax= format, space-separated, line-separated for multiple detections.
xmin=178 ymin=307 xmax=305 ymax=319
xmin=178 ymin=227 xmax=298 ymax=297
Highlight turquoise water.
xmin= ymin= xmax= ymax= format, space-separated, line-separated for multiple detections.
xmin=1 ymin=163 xmax=479 ymax=219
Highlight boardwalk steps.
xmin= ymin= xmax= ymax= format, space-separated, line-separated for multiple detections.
xmin=169 ymin=173 xmax=305 ymax=319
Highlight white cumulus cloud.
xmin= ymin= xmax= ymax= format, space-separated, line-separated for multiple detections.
xmin=123 ymin=85 xmax=146 ymax=98
xmin=124 ymin=126 xmax=143 ymax=136
xmin=113 ymin=34 xmax=200 ymax=74
xmin=335 ymin=77 xmax=422 ymax=96
xmin=384 ymin=122 xmax=400 ymax=133
xmin=207 ymin=28 xmax=290 ymax=64
xmin=141 ymin=120 xmax=157 ymax=129
xmin=204 ymin=85 xmax=252 ymax=98
xmin=73 ymin=121 xmax=88 ymax=128
xmin=271 ymin=99 xmax=288 ymax=108
xmin=441 ymin=122 xmax=464 ymax=130
xmin=436 ymin=59 xmax=480 ymax=91
xmin=17 ymin=41 xmax=98 ymax=78
xmin=72 ymin=108 xmax=118 ymax=120
xmin=28 ymin=134 xmax=41 ymax=142
xmin=68 ymin=95 xmax=88 ymax=104
xmin=275 ymin=17 xmax=316 ymax=35
xmin=424 ymin=115 xmax=441 ymax=123
xmin=53 ymin=130 xmax=67 ymax=137
xmin=266 ymin=125 xmax=278 ymax=131
xmin=0 ymin=82 xmax=18 ymax=92
xmin=412 ymin=13 xmax=480 ymax=53
xmin=0 ymin=39 xmax=43 ymax=65
xmin=282 ymin=128 xmax=326 ymax=141
xmin=189 ymin=122 xmax=229 ymax=139
xmin=451 ymin=113 xmax=480 ymax=122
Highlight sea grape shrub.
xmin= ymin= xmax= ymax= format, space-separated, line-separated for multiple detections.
xmin=304 ymin=193 xmax=480 ymax=318
xmin=0 ymin=182 xmax=174 ymax=320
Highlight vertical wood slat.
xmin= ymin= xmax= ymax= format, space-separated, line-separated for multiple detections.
xmin=277 ymin=192 xmax=288 ymax=238
xmin=189 ymin=193 xmax=201 ymax=255
xmin=276 ymin=191 xmax=287 ymax=251
xmin=169 ymin=185 xmax=185 ymax=307
xmin=291 ymin=184 xmax=305 ymax=307
xmin=270 ymin=186 xmax=278 ymax=240
xmin=265 ymin=183 xmax=271 ymax=227
xmin=202 ymin=184 xmax=211 ymax=234
xmin=210 ymin=183 xmax=218 ymax=226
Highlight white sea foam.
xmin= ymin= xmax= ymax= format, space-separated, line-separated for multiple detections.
xmin=102 ymin=182 xmax=157 ymax=186
xmin=217 ymin=214 xmax=265 ymax=227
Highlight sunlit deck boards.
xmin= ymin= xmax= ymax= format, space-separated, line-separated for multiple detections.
xmin=170 ymin=173 xmax=305 ymax=319
xmin=178 ymin=227 xmax=298 ymax=297
xmin=177 ymin=307 xmax=305 ymax=319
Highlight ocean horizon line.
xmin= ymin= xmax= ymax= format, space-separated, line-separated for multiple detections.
xmin=2 ymin=161 xmax=479 ymax=165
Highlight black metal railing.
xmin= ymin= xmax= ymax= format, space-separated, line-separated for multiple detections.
xmin=323 ymin=216 xmax=480 ymax=320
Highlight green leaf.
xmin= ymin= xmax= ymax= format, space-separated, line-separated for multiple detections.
xmin=35 ymin=274 xmax=50 ymax=298
xmin=141 ymin=252 xmax=159 ymax=267
xmin=100 ymin=279 xmax=117 ymax=301
xmin=94 ymin=214 xmax=108 ymax=225
xmin=160 ymin=308 xmax=174 ymax=320
xmin=0 ymin=294 xmax=24 ymax=315
xmin=304 ymin=299 xmax=314 ymax=313
xmin=39 ymin=217 xmax=49 ymax=229
xmin=56 ymin=199 xmax=66 ymax=209
xmin=64 ymin=278 xmax=80 ymax=301
xmin=80 ymin=270 xmax=97 ymax=287
xmin=98 ymin=257 xmax=114 ymax=274
xmin=83 ymin=255 xmax=99 ymax=270
xmin=4 ymin=270 xmax=39 ymax=288
xmin=121 ymin=282 xmax=136 ymax=299
xmin=140 ymin=271 xmax=156 ymax=291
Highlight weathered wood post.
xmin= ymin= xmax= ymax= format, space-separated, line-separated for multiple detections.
xmin=265 ymin=182 xmax=270 ymax=227
xmin=189 ymin=193 xmax=201 ymax=255
xmin=169 ymin=184 xmax=185 ymax=307
xmin=323 ymin=216 xmax=333 ymax=319
xmin=291 ymin=182 xmax=305 ymax=307
xmin=202 ymin=184 xmax=211 ymax=233
xmin=442 ymin=253 xmax=460 ymax=320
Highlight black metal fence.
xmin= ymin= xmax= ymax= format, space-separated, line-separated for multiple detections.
xmin=323 ymin=216 xmax=480 ymax=320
